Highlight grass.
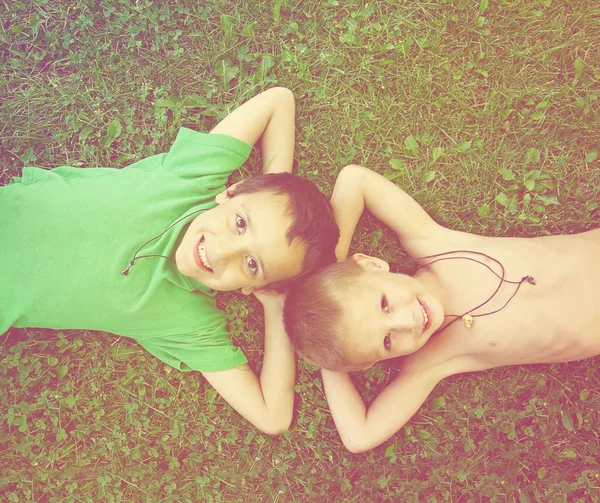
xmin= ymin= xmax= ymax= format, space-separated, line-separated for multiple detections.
xmin=1 ymin=0 xmax=599 ymax=501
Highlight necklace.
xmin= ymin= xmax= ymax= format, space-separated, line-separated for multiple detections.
xmin=401 ymin=250 xmax=535 ymax=334
xmin=121 ymin=208 xmax=204 ymax=276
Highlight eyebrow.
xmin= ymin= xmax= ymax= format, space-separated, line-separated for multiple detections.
xmin=241 ymin=204 xmax=268 ymax=281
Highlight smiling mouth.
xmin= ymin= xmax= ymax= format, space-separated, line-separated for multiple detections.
xmin=419 ymin=300 xmax=430 ymax=332
xmin=197 ymin=237 xmax=213 ymax=273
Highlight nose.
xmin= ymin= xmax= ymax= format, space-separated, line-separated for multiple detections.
xmin=390 ymin=308 xmax=416 ymax=332
xmin=212 ymin=236 xmax=244 ymax=265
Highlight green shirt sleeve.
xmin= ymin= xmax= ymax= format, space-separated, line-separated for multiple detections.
xmin=136 ymin=320 xmax=248 ymax=373
xmin=161 ymin=128 xmax=253 ymax=193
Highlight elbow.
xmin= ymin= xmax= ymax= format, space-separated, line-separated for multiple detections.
xmin=262 ymin=425 xmax=289 ymax=437
xmin=259 ymin=423 xmax=290 ymax=437
xmin=256 ymin=415 xmax=292 ymax=437
xmin=343 ymin=440 xmax=370 ymax=454
xmin=269 ymin=86 xmax=295 ymax=106
xmin=340 ymin=433 xmax=372 ymax=454
xmin=338 ymin=164 xmax=366 ymax=187
xmin=340 ymin=163 xmax=366 ymax=175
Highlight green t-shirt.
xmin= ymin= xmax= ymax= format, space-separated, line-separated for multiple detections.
xmin=0 ymin=128 xmax=251 ymax=372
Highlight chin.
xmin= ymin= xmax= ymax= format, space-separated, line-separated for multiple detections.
xmin=174 ymin=256 xmax=192 ymax=278
xmin=204 ymin=279 xmax=238 ymax=292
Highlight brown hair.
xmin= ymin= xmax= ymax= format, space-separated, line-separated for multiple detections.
xmin=230 ymin=173 xmax=340 ymax=287
xmin=283 ymin=259 xmax=365 ymax=370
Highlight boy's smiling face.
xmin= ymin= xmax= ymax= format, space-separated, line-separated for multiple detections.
xmin=339 ymin=256 xmax=443 ymax=370
xmin=175 ymin=189 xmax=305 ymax=293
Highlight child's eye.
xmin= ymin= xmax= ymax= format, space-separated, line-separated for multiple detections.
xmin=381 ymin=295 xmax=389 ymax=312
xmin=384 ymin=334 xmax=391 ymax=351
xmin=246 ymin=256 xmax=258 ymax=275
xmin=236 ymin=215 xmax=246 ymax=233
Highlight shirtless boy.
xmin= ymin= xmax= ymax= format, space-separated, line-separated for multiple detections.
xmin=284 ymin=164 xmax=600 ymax=453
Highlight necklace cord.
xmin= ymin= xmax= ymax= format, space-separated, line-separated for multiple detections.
xmin=391 ymin=250 xmax=535 ymax=335
xmin=121 ymin=208 xmax=204 ymax=275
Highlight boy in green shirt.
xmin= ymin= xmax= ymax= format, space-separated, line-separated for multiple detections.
xmin=0 ymin=88 xmax=339 ymax=435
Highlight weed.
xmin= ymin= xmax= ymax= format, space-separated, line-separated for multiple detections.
xmin=1 ymin=0 xmax=599 ymax=502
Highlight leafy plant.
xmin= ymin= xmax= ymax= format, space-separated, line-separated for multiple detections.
xmin=2 ymin=0 xmax=599 ymax=501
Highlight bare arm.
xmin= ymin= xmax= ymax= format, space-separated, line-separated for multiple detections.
xmin=330 ymin=164 xmax=448 ymax=260
xmin=321 ymin=343 xmax=486 ymax=453
xmin=210 ymin=87 xmax=296 ymax=174
xmin=320 ymin=367 xmax=443 ymax=453
xmin=198 ymin=89 xmax=296 ymax=432
xmin=201 ymin=291 xmax=295 ymax=435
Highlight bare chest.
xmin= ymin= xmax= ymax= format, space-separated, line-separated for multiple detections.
xmin=425 ymin=229 xmax=600 ymax=367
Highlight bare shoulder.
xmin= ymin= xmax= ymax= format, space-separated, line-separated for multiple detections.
xmin=404 ymin=226 xmax=482 ymax=259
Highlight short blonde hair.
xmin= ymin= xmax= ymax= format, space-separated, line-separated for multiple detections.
xmin=283 ymin=259 xmax=365 ymax=370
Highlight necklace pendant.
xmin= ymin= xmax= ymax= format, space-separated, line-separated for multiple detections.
xmin=462 ymin=314 xmax=474 ymax=328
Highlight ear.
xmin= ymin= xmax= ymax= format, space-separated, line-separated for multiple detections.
xmin=214 ymin=188 xmax=229 ymax=204
xmin=351 ymin=253 xmax=390 ymax=272
xmin=215 ymin=181 xmax=243 ymax=205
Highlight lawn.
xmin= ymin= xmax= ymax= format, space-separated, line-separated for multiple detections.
xmin=1 ymin=0 xmax=599 ymax=501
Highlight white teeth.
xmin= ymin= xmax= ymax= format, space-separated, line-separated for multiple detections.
xmin=420 ymin=303 xmax=429 ymax=328
xmin=197 ymin=238 xmax=213 ymax=272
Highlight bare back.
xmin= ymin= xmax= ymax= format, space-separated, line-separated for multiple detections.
xmin=405 ymin=228 xmax=600 ymax=374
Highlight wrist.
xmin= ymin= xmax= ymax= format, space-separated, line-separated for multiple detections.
xmin=261 ymin=296 xmax=285 ymax=312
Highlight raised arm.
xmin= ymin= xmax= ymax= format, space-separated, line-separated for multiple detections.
xmin=321 ymin=336 xmax=487 ymax=453
xmin=210 ymin=87 xmax=295 ymax=174
xmin=320 ymin=367 xmax=442 ymax=453
xmin=330 ymin=164 xmax=448 ymax=260
xmin=201 ymin=291 xmax=295 ymax=435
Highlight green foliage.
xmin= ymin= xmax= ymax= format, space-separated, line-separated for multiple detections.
xmin=2 ymin=0 xmax=600 ymax=501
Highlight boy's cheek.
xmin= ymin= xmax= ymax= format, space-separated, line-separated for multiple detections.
xmin=207 ymin=271 xmax=253 ymax=293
